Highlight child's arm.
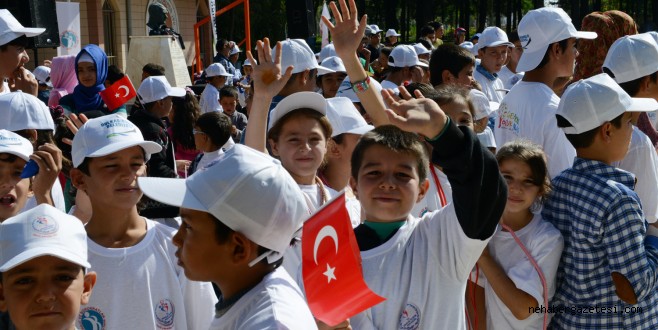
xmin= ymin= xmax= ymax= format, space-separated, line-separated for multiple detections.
xmin=243 ymin=39 xmax=293 ymax=153
xmin=323 ymin=0 xmax=389 ymax=127
xmin=384 ymin=89 xmax=507 ymax=240
xmin=31 ymin=143 xmax=63 ymax=207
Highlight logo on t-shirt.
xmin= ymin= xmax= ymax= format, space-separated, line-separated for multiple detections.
xmin=154 ymin=299 xmax=175 ymax=329
xmin=399 ymin=303 xmax=421 ymax=330
xmin=79 ymin=306 xmax=106 ymax=330
xmin=497 ymin=103 xmax=520 ymax=135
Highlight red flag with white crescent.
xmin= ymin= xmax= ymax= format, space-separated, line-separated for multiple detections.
xmin=99 ymin=75 xmax=136 ymax=111
xmin=302 ymin=192 xmax=385 ymax=326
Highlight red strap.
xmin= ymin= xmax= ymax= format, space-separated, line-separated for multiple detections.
xmin=430 ymin=166 xmax=447 ymax=207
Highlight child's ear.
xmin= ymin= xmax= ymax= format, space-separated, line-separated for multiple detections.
xmin=349 ymin=176 xmax=359 ymax=199
xmin=600 ymin=122 xmax=614 ymax=143
xmin=70 ymin=168 xmax=87 ymax=192
xmin=0 ymin=281 xmax=6 ymax=312
xmin=416 ymin=178 xmax=430 ymax=203
xmin=80 ymin=271 xmax=97 ymax=305
xmin=229 ymin=232 xmax=257 ymax=265
xmin=327 ymin=139 xmax=341 ymax=159
xmin=441 ymin=69 xmax=454 ymax=84
xmin=268 ymin=139 xmax=280 ymax=157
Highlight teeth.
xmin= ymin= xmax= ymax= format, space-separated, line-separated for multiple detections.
xmin=0 ymin=196 xmax=14 ymax=204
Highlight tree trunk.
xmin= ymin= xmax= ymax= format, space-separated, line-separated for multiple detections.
xmin=386 ymin=0 xmax=400 ymax=31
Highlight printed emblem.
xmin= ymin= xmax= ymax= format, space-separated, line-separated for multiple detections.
xmin=497 ymin=103 xmax=520 ymax=136
xmin=31 ymin=216 xmax=59 ymax=237
xmin=520 ymin=34 xmax=532 ymax=49
xmin=399 ymin=303 xmax=421 ymax=330
xmin=79 ymin=307 xmax=106 ymax=330
xmin=155 ymin=299 xmax=175 ymax=329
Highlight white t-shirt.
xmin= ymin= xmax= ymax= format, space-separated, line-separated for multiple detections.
xmin=80 ymin=219 xmax=217 ymax=330
xmin=209 ymin=267 xmax=317 ymax=329
xmin=22 ymin=181 xmax=66 ymax=212
xmin=411 ymin=165 xmax=452 ymax=218
xmin=381 ymin=80 xmax=400 ymax=95
xmin=647 ymin=111 xmax=658 ymax=129
xmin=613 ymin=127 xmax=658 ymax=223
xmin=474 ymin=214 xmax=563 ymax=330
xmin=473 ymin=70 xmax=506 ymax=103
xmin=350 ymin=204 xmax=491 ymax=330
xmin=477 ymin=126 xmax=497 ymax=149
xmin=199 ymin=84 xmax=223 ymax=114
xmin=498 ymin=66 xmax=524 ymax=90
xmin=494 ymin=81 xmax=576 ymax=178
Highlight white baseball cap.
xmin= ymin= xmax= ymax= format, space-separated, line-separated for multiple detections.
xmin=0 ymin=129 xmax=32 ymax=161
xmin=476 ymin=26 xmax=513 ymax=51
xmin=0 ymin=92 xmax=55 ymax=131
xmin=243 ymin=58 xmax=254 ymax=66
xmin=336 ymin=75 xmax=383 ymax=103
xmin=603 ymin=33 xmax=658 ymax=84
xmin=469 ymin=89 xmax=499 ymax=120
xmin=459 ymin=41 xmax=475 ymax=54
xmin=0 ymin=204 xmax=91 ymax=272
xmin=385 ymin=29 xmax=401 ymax=37
xmin=369 ymin=25 xmax=383 ymax=34
xmin=318 ymin=43 xmax=337 ymax=63
xmin=33 ymin=66 xmax=52 ymax=87
xmin=389 ymin=45 xmax=428 ymax=68
xmin=557 ymin=73 xmax=658 ymax=134
xmin=71 ymin=114 xmax=162 ymax=167
xmin=0 ymin=9 xmax=45 ymax=46
xmin=229 ymin=43 xmax=241 ymax=56
xmin=319 ymin=56 xmax=346 ymax=76
xmin=138 ymin=144 xmax=308 ymax=263
xmin=137 ymin=76 xmax=186 ymax=104
xmin=413 ymin=43 xmax=431 ymax=56
xmin=274 ymin=39 xmax=333 ymax=75
xmin=517 ymin=8 xmax=597 ymax=72
xmin=205 ymin=63 xmax=234 ymax=78
xmin=325 ymin=97 xmax=373 ymax=137
xmin=268 ymin=91 xmax=327 ymax=132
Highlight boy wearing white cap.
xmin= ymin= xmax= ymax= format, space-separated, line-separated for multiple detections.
xmin=473 ymin=27 xmax=512 ymax=103
xmin=0 ymin=204 xmax=97 ymax=330
xmin=0 ymin=9 xmax=43 ymax=96
xmin=381 ymin=44 xmax=428 ymax=94
xmin=138 ymin=144 xmax=317 ymax=329
xmin=69 ymin=114 xmax=217 ymax=329
xmin=200 ymin=63 xmax=234 ymax=114
xmin=603 ymin=33 xmax=658 ymax=231
xmin=543 ymin=73 xmax=658 ymax=329
xmin=32 ymin=65 xmax=52 ymax=104
xmin=318 ymin=56 xmax=347 ymax=98
xmin=494 ymin=8 xmax=597 ymax=178
xmin=0 ymin=130 xmax=34 ymax=222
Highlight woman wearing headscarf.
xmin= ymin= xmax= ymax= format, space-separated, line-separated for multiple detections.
xmin=47 ymin=55 xmax=78 ymax=107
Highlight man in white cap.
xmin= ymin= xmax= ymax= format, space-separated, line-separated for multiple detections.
xmin=228 ymin=42 xmax=242 ymax=83
xmin=494 ymin=7 xmax=597 ymax=178
xmin=474 ymin=26 xmax=513 ymax=103
xmin=366 ymin=24 xmax=384 ymax=64
xmin=212 ymin=38 xmax=236 ymax=85
xmin=199 ymin=63 xmax=234 ymax=114
xmin=0 ymin=9 xmax=44 ymax=96
xmin=381 ymin=44 xmax=428 ymax=94
xmin=385 ymin=29 xmax=400 ymax=47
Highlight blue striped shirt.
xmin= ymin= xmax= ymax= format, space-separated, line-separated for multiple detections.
xmin=542 ymin=158 xmax=658 ymax=329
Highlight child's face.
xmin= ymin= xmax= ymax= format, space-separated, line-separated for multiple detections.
xmin=71 ymin=146 xmax=147 ymax=212
xmin=77 ymin=62 xmax=97 ymax=88
xmin=173 ymin=208 xmax=227 ymax=282
xmin=555 ymin=38 xmax=579 ymax=78
xmin=510 ymin=41 xmax=523 ymax=66
xmin=211 ymin=76 xmax=227 ymax=88
xmin=220 ymin=96 xmax=237 ymax=116
xmin=0 ymin=256 xmax=95 ymax=330
xmin=269 ymin=116 xmax=328 ymax=184
xmin=0 ymin=44 xmax=28 ymax=78
xmin=0 ymin=154 xmax=29 ymax=222
xmin=320 ymin=73 xmax=347 ymax=98
xmin=478 ymin=45 xmax=508 ymax=73
xmin=451 ymin=63 xmax=475 ymax=88
xmin=500 ymin=158 xmax=541 ymax=216
xmin=351 ymin=144 xmax=427 ymax=222
xmin=443 ymin=98 xmax=474 ymax=130
xmin=242 ymin=65 xmax=253 ymax=76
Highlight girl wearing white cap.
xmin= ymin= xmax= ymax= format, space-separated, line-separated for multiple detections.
xmin=317 ymin=56 xmax=347 ymax=98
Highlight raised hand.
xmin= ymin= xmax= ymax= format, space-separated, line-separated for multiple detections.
xmin=245 ymin=38 xmax=293 ymax=100
xmin=31 ymin=143 xmax=64 ymax=207
xmin=322 ymin=0 xmax=367 ymax=58
xmin=382 ymin=88 xmax=447 ymax=139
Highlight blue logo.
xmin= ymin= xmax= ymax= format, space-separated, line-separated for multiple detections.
xmin=79 ymin=307 xmax=105 ymax=330
xmin=520 ymin=34 xmax=532 ymax=49
xmin=31 ymin=216 xmax=59 ymax=237
xmin=155 ymin=299 xmax=175 ymax=329
xmin=399 ymin=303 xmax=420 ymax=330
xmin=60 ymin=30 xmax=78 ymax=49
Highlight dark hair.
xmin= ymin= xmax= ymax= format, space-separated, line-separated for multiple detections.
xmin=417 ymin=39 xmax=432 ymax=52
xmin=13 ymin=129 xmax=55 ymax=150
xmin=380 ymin=46 xmax=393 ymax=58
xmin=212 ymin=215 xmax=285 ymax=268
xmin=350 ymin=125 xmax=428 ymax=182
xmin=215 ymin=39 xmax=229 ymax=53
xmin=267 ymin=108 xmax=332 ymax=142
xmin=428 ymin=21 xmax=443 ymax=30
xmin=419 ymin=25 xmax=435 ymax=38
xmin=508 ymin=30 xmax=520 ymax=44
xmin=196 ymin=112 xmax=232 ymax=147
xmin=171 ymin=92 xmax=201 ymax=150
xmin=283 ymin=69 xmax=317 ymax=89
xmin=603 ymin=67 xmax=658 ymax=97
xmin=556 ymin=113 xmax=624 ymax=148
xmin=219 ymin=86 xmax=239 ymax=100
xmin=142 ymin=63 xmax=165 ymax=76
xmin=535 ymin=39 xmax=570 ymax=70
xmin=496 ymin=140 xmax=551 ymax=204
xmin=106 ymin=65 xmax=125 ymax=85
xmin=432 ymin=83 xmax=476 ymax=119
xmin=405 ymin=82 xmax=439 ymax=99
xmin=0 ymin=35 xmax=28 ymax=51
xmin=429 ymin=44 xmax=475 ymax=86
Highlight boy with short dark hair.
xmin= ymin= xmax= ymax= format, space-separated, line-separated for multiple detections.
xmin=219 ymin=86 xmax=248 ymax=142
xmin=0 ymin=204 xmax=97 ymax=330
xmin=429 ymin=44 xmax=476 ymax=88
xmin=138 ymin=144 xmax=317 ymax=329
xmin=544 ymin=73 xmax=658 ymax=328
xmin=187 ymin=111 xmax=233 ymax=176
xmin=474 ymin=26 xmax=512 ymax=102
xmin=0 ymin=10 xmax=43 ymax=96
xmin=70 ymin=114 xmax=217 ymax=329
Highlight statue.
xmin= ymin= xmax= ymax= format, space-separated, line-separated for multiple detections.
xmin=147 ymin=3 xmax=185 ymax=49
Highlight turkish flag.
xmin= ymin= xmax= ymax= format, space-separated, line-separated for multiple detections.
xmin=99 ymin=75 xmax=136 ymax=111
xmin=302 ymin=192 xmax=385 ymax=326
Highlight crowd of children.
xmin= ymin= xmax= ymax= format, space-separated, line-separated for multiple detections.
xmin=0 ymin=1 xmax=657 ymax=329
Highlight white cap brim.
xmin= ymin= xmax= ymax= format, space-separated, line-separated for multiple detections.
xmin=628 ymin=97 xmax=658 ymax=112
xmin=317 ymin=65 xmax=335 ymax=75
xmin=168 ymin=87 xmax=187 ymax=97
xmin=268 ymin=92 xmax=327 ymax=132
xmin=574 ymin=31 xmax=598 ymax=39
xmin=345 ymin=125 xmax=374 ymax=135
xmin=482 ymin=41 xmax=513 ymax=49
xmin=138 ymin=177 xmax=207 ymax=212
xmin=0 ymin=247 xmax=91 ymax=272
xmin=81 ymin=140 xmax=162 ymax=166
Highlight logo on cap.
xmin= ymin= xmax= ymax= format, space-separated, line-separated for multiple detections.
xmin=520 ymin=34 xmax=532 ymax=49
xmin=106 ymin=129 xmax=137 ymax=139
xmin=154 ymin=299 xmax=175 ymax=329
xmin=31 ymin=216 xmax=59 ymax=237
xmin=0 ymin=135 xmax=22 ymax=147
